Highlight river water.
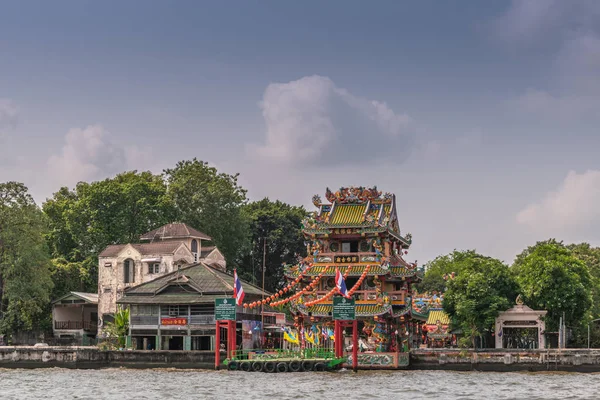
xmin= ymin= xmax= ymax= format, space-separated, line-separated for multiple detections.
xmin=1 ymin=368 xmax=599 ymax=399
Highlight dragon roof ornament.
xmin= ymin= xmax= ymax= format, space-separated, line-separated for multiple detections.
xmin=318 ymin=186 xmax=391 ymax=205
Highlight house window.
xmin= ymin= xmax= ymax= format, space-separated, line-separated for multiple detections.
xmin=191 ymin=239 xmax=198 ymax=262
xmin=123 ymin=259 xmax=135 ymax=283
xmin=148 ymin=263 xmax=160 ymax=274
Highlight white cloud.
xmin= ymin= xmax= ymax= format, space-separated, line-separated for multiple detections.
xmin=47 ymin=125 xmax=132 ymax=188
xmin=490 ymin=1 xmax=600 ymax=45
xmin=0 ymin=98 xmax=18 ymax=137
xmin=517 ymin=170 xmax=600 ymax=233
xmin=493 ymin=2 xmax=600 ymax=119
xmin=514 ymin=88 xmax=599 ymax=120
xmin=248 ymin=75 xmax=414 ymax=165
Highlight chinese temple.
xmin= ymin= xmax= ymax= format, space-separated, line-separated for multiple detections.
xmin=243 ymin=186 xmax=421 ymax=368
xmin=411 ymin=292 xmax=454 ymax=348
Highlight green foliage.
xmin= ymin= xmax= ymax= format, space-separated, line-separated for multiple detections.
xmin=442 ymin=250 xmax=518 ymax=348
xmin=418 ymin=250 xmax=480 ymax=293
xmin=102 ymin=307 xmax=130 ymax=349
xmin=567 ymin=243 xmax=600 ymax=319
xmin=43 ymin=171 xmax=174 ymax=292
xmin=0 ymin=182 xmax=53 ymax=335
xmin=513 ymin=239 xmax=592 ymax=332
xmin=238 ymin=198 xmax=307 ymax=292
xmin=164 ymin=159 xmax=250 ymax=268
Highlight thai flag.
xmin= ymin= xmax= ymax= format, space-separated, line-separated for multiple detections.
xmin=336 ymin=267 xmax=349 ymax=298
xmin=233 ymin=269 xmax=245 ymax=306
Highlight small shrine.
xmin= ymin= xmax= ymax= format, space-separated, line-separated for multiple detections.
xmin=495 ymin=295 xmax=547 ymax=349
xmin=411 ymin=291 xmax=455 ymax=348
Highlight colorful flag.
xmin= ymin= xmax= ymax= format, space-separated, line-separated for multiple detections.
xmin=335 ymin=267 xmax=349 ymax=298
xmin=233 ymin=269 xmax=245 ymax=306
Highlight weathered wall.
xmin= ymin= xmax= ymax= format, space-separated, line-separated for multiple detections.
xmin=5 ymin=346 xmax=600 ymax=371
xmin=411 ymin=349 xmax=600 ymax=372
xmin=0 ymin=347 xmax=214 ymax=369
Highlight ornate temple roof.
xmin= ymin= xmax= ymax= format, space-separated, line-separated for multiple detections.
xmin=284 ymin=264 xmax=418 ymax=278
xmin=295 ymin=302 xmax=392 ymax=317
xmin=426 ymin=310 xmax=450 ymax=326
xmin=304 ymin=186 xmax=412 ymax=247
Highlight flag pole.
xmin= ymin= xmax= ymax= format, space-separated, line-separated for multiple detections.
xmin=261 ymin=236 xmax=266 ymax=348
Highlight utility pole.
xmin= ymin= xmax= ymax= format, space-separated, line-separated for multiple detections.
xmin=261 ymin=236 xmax=266 ymax=348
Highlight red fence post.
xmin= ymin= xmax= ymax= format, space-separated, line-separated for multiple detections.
xmin=352 ymin=319 xmax=358 ymax=372
xmin=215 ymin=321 xmax=221 ymax=370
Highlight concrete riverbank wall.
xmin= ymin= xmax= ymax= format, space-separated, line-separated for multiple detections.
xmin=4 ymin=346 xmax=600 ymax=372
xmin=411 ymin=349 xmax=600 ymax=372
xmin=0 ymin=347 xmax=214 ymax=369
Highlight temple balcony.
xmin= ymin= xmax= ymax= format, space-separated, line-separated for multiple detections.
xmin=313 ymin=252 xmax=380 ymax=264
xmin=310 ymin=290 xmax=406 ymax=305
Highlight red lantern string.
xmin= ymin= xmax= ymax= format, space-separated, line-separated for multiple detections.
xmin=243 ymin=264 xmax=315 ymax=309
xmin=266 ymin=273 xmax=324 ymax=308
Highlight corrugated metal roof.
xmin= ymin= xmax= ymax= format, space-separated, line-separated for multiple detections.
xmin=52 ymin=292 xmax=98 ymax=304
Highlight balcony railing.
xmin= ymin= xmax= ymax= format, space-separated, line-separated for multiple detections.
xmin=189 ymin=315 xmax=215 ymax=325
xmin=131 ymin=315 xmax=159 ymax=326
xmin=54 ymin=320 xmax=97 ymax=331
xmin=313 ymin=290 xmax=405 ymax=303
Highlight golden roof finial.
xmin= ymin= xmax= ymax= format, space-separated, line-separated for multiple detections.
xmin=516 ymin=294 xmax=524 ymax=305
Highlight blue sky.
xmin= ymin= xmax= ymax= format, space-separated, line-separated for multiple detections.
xmin=2 ymin=0 xmax=600 ymax=265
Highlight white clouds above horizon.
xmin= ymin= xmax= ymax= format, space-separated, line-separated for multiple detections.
xmin=45 ymin=125 xmax=153 ymax=191
xmin=248 ymin=75 xmax=414 ymax=166
xmin=493 ymin=1 xmax=600 ymax=120
xmin=517 ymin=170 xmax=600 ymax=235
xmin=0 ymin=98 xmax=18 ymax=135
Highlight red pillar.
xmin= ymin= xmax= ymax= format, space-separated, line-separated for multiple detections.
xmin=215 ymin=321 xmax=221 ymax=370
xmin=227 ymin=320 xmax=235 ymax=359
xmin=352 ymin=320 xmax=358 ymax=372
xmin=231 ymin=320 xmax=237 ymax=357
xmin=334 ymin=320 xmax=340 ymax=357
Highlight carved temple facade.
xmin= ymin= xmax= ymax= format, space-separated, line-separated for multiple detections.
xmin=281 ymin=186 xmax=421 ymax=356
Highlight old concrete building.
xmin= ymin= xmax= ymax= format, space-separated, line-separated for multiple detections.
xmin=52 ymin=292 xmax=98 ymax=345
xmin=98 ymin=223 xmax=225 ymax=331
xmin=117 ymin=262 xmax=269 ymax=351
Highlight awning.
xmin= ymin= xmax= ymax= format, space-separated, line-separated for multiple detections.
xmin=141 ymin=258 xmax=161 ymax=262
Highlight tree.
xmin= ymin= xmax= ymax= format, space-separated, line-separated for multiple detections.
xmin=418 ymin=250 xmax=479 ymax=293
xmin=238 ymin=199 xmax=307 ymax=293
xmin=164 ymin=159 xmax=249 ymax=268
xmin=513 ymin=239 xmax=592 ymax=333
xmin=567 ymin=243 xmax=600 ymax=319
xmin=442 ymin=251 xmax=518 ymax=348
xmin=0 ymin=182 xmax=53 ymax=335
xmin=43 ymin=171 xmax=174 ymax=292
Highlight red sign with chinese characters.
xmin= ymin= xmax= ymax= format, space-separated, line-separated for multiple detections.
xmin=161 ymin=318 xmax=187 ymax=325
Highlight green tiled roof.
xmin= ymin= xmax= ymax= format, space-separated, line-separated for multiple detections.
xmin=296 ymin=302 xmax=392 ymax=317
xmin=329 ymin=204 xmax=366 ymax=225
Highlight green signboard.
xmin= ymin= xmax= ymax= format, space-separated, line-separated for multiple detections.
xmin=333 ymin=296 xmax=356 ymax=320
xmin=214 ymin=298 xmax=236 ymax=321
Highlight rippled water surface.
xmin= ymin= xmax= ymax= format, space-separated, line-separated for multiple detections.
xmin=1 ymin=368 xmax=600 ymax=399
